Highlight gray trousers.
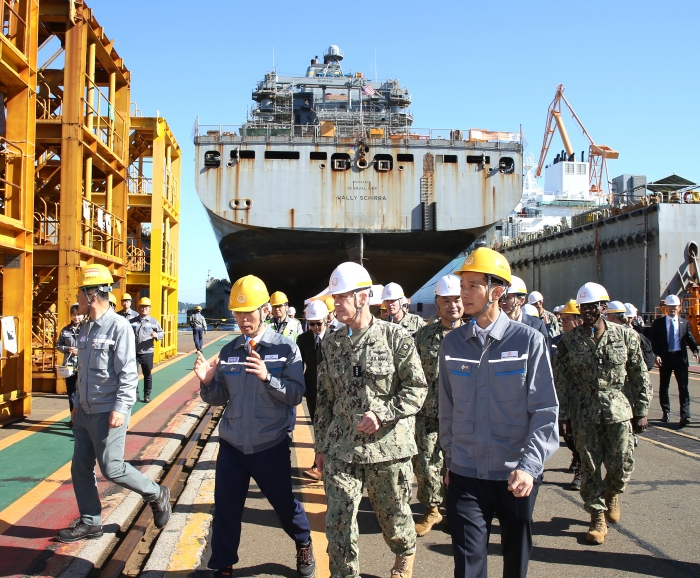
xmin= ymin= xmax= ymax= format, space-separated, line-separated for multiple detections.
xmin=72 ymin=407 xmax=160 ymax=526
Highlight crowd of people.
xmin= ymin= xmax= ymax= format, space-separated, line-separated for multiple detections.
xmin=56 ymin=254 xmax=699 ymax=577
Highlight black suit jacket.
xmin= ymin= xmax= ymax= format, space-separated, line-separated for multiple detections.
xmin=297 ymin=329 xmax=322 ymax=397
xmin=522 ymin=313 xmax=550 ymax=346
xmin=650 ymin=316 xmax=698 ymax=366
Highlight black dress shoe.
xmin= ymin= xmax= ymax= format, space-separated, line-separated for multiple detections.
xmin=150 ymin=485 xmax=171 ymax=528
xmin=661 ymin=412 xmax=670 ymax=423
xmin=57 ymin=519 xmax=103 ymax=543
xmin=680 ymin=417 xmax=690 ymax=428
xmin=144 ymin=394 xmax=151 ymax=403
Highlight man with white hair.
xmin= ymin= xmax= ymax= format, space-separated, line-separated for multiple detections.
xmin=315 ymin=263 xmax=427 ymax=578
xmin=382 ymin=282 xmax=425 ymax=336
xmin=528 ymin=290 xmax=561 ymax=337
xmin=650 ymin=295 xmax=699 ymax=427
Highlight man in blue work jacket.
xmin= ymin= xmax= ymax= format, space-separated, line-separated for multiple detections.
xmin=439 ymin=248 xmax=559 ymax=578
xmin=194 ymin=275 xmax=315 ymax=578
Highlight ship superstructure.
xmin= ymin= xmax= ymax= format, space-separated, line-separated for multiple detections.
xmin=193 ymin=46 xmax=523 ymax=303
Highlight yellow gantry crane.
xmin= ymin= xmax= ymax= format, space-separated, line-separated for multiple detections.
xmin=535 ymin=84 xmax=619 ymax=196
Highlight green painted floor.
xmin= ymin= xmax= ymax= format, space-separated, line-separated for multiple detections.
xmin=0 ymin=335 xmax=234 ymax=512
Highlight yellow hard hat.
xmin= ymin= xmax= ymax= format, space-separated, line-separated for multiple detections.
xmin=269 ymin=291 xmax=289 ymax=307
xmin=561 ymin=299 xmax=580 ymax=315
xmin=194 ymin=305 xmax=202 ymax=311
xmin=138 ymin=297 xmax=152 ymax=306
xmin=229 ymin=275 xmax=270 ymax=312
xmin=122 ymin=293 xmax=132 ymax=301
xmin=78 ymin=264 xmax=113 ymax=289
xmin=324 ymin=296 xmax=335 ymax=312
xmin=455 ymin=248 xmax=511 ymax=284
xmin=108 ymin=293 xmax=117 ymax=305
xmin=380 ymin=302 xmax=387 ymax=310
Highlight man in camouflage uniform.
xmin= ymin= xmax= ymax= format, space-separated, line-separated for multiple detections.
xmin=314 ymin=263 xmax=427 ymax=578
xmin=554 ymin=283 xmax=651 ymax=545
xmin=529 ymin=290 xmax=561 ymax=337
xmin=413 ymin=274 xmax=463 ymax=537
xmin=382 ymin=282 xmax=425 ymax=336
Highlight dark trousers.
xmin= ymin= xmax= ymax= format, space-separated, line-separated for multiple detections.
xmin=136 ymin=352 xmax=154 ymax=395
xmin=208 ymin=438 xmax=311 ymax=570
xmin=192 ymin=328 xmax=204 ymax=351
xmin=563 ymin=429 xmax=580 ymax=464
xmin=447 ymin=471 xmax=540 ymax=578
xmin=659 ymin=352 xmax=690 ymax=418
xmin=66 ymin=373 xmax=77 ymax=412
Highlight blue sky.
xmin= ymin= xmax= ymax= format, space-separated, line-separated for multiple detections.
xmin=85 ymin=0 xmax=700 ymax=303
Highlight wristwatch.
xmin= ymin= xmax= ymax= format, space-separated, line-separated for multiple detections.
xmin=263 ymin=373 xmax=272 ymax=384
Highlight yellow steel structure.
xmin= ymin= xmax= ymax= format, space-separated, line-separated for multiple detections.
xmin=0 ymin=0 xmax=180 ymax=419
xmin=125 ymin=116 xmax=181 ymax=362
xmin=0 ymin=0 xmax=39 ymax=424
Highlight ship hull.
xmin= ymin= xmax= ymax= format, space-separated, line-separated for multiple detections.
xmin=206 ymin=208 xmax=485 ymax=306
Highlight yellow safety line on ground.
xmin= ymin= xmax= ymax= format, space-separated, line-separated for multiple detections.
xmin=0 ymin=351 xmax=220 ymax=537
xmin=294 ymin=402 xmax=330 ymax=577
xmin=641 ymin=436 xmax=700 ymax=460
xmin=0 ymin=335 xmax=230 ymax=452
xmin=652 ymin=426 xmax=700 ymax=442
xmin=166 ymin=476 xmax=216 ymax=573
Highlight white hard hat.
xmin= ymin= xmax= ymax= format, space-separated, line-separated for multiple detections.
xmin=664 ymin=294 xmax=681 ymax=306
xmin=553 ymin=305 xmax=562 ymax=313
xmin=508 ymin=276 xmax=527 ymax=295
xmin=381 ymin=282 xmax=405 ymax=301
xmin=624 ymin=303 xmax=637 ymax=318
xmin=522 ymin=303 xmax=539 ymax=317
xmin=576 ymin=282 xmax=610 ymax=305
xmin=434 ymin=275 xmax=461 ymax=297
xmin=606 ymin=300 xmax=626 ymax=314
xmin=528 ymin=291 xmax=544 ymax=305
xmin=328 ymin=262 xmax=373 ymax=295
xmin=304 ymin=300 xmax=329 ymax=321
xmin=369 ymin=285 xmax=384 ymax=306
xmin=288 ymin=306 xmax=296 ymax=315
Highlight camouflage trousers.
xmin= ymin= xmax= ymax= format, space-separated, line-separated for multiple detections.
xmin=572 ymin=419 xmax=634 ymax=513
xmin=412 ymin=415 xmax=444 ymax=507
xmin=324 ymin=457 xmax=416 ymax=578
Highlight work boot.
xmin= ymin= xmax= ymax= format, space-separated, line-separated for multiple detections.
xmin=568 ymin=455 xmax=579 ymax=472
xmin=680 ymin=417 xmax=690 ymax=428
xmin=569 ymin=470 xmax=581 ymax=491
xmin=605 ymin=492 xmax=621 ymax=524
xmin=661 ymin=412 xmax=670 ymax=423
xmin=296 ymin=539 xmax=315 ymax=577
xmin=586 ymin=511 xmax=608 ymax=544
xmin=390 ymin=553 xmax=415 ymax=578
xmin=57 ymin=518 xmax=103 ymax=543
xmin=149 ymin=485 xmax=171 ymax=528
xmin=415 ymin=506 xmax=443 ymax=537
xmin=144 ymin=393 xmax=151 ymax=403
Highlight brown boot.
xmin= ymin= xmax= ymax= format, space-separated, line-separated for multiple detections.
xmin=415 ymin=506 xmax=443 ymax=537
xmin=605 ymin=492 xmax=620 ymax=524
xmin=586 ymin=511 xmax=608 ymax=544
xmin=390 ymin=553 xmax=415 ymax=578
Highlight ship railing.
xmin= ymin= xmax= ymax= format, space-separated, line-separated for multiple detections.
xmin=126 ymin=242 xmax=148 ymax=272
xmin=162 ymin=239 xmax=176 ymax=277
xmin=1 ymin=0 xmax=28 ymax=55
xmin=80 ymin=197 xmax=124 ymax=259
xmin=33 ymin=197 xmax=60 ymax=245
xmin=83 ymin=75 xmax=127 ymax=160
xmin=160 ymin=313 xmax=177 ymax=358
xmin=127 ymin=174 xmax=152 ymax=195
xmin=193 ymin=122 xmax=522 ymax=150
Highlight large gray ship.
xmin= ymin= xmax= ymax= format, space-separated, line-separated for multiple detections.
xmin=193 ymin=45 xmax=523 ymax=304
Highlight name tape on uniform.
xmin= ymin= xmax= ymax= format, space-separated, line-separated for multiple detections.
xmin=501 ymin=351 xmax=519 ymax=359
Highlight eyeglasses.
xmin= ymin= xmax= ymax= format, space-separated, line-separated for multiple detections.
xmin=579 ymin=303 xmax=601 ymax=311
xmin=308 ymin=321 xmax=324 ymax=327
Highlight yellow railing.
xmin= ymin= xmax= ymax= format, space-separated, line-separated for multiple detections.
xmin=33 ymin=198 xmax=60 ymax=245
xmin=160 ymin=314 xmax=177 ymax=358
xmin=126 ymin=242 xmax=147 ymax=272
xmin=127 ymin=174 xmax=151 ymax=195
xmin=83 ymin=76 xmax=126 ymax=159
xmin=164 ymin=169 xmax=178 ymax=208
xmin=31 ymin=312 xmax=56 ymax=372
xmin=162 ymin=239 xmax=176 ymax=277
xmin=81 ymin=197 xmax=123 ymax=258
xmin=1 ymin=0 xmax=28 ymax=55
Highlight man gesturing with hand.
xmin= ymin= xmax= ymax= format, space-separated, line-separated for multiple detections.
xmin=439 ymin=249 xmax=559 ymax=578
xmin=196 ymin=275 xmax=315 ymax=578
